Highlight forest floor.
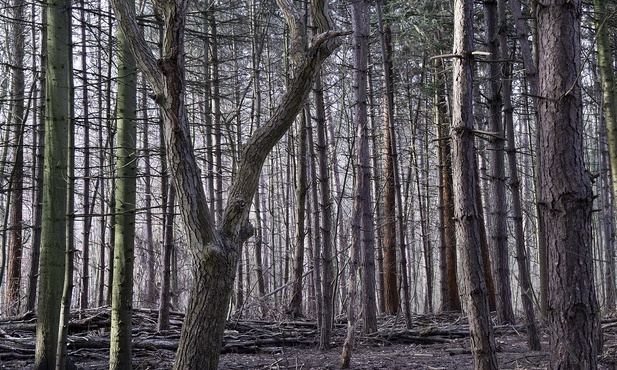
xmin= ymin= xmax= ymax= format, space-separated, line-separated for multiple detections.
xmin=1 ymin=308 xmax=616 ymax=369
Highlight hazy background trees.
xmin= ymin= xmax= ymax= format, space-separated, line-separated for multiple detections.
xmin=0 ymin=0 xmax=614 ymax=368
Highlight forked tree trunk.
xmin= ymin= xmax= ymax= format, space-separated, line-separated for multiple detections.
xmin=537 ymin=0 xmax=602 ymax=367
xmin=109 ymin=0 xmax=343 ymax=367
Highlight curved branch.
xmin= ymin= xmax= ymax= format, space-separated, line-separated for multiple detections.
xmin=109 ymin=0 xmax=164 ymax=95
xmin=220 ymin=30 xmax=344 ymax=239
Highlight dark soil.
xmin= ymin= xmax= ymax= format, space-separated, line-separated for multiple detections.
xmin=1 ymin=310 xmax=615 ymax=369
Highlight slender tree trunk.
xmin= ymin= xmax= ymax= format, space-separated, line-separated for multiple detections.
xmin=508 ymin=0 xmax=548 ymax=315
xmin=27 ymin=47 xmax=45 ymax=312
xmin=56 ymin=78 xmax=75 ymax=370
xmin=598 ymin=114 xmax=616 ymax=311
xmin=35 ymin=0 xmax=71 ymax=367
xmin=110 ymin=1 xmax=138 ymax=365
xmin=5 ymin=0 xmax=26 ymax=317
xmin=451 ymin=0 xmax=498 ymax=366
xmin=342 ymin=0 xmax=372 ymax=364
xmin=377 ymin=2 xmax=399 ymax=315
xmin=594 ymin=0 xmax=617 ymax=312
xmin=483 ymin=0 xmax=515 ymax=325
xmin=141 ymin=79 xmax=157 ymax=308
xmin=537 ymin=0 xmax=602 ymax=367
xmin=354 ymin=5 xmax=378 ymax=334
xmin=78 ymin=0 xmax=93 ymax=311
xmin=158 ymin=185 xmax=175 ymax=331
xmin=434 ymin=60 xmax=461 ymax=312
xmin=314 ymin=72 xmax=334 ymax=349
xmin=499 ymin=0 xmax=541 ymax=349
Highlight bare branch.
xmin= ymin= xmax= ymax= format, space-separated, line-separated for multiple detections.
xmin=109 ymin=0 xmax=164 ymax=95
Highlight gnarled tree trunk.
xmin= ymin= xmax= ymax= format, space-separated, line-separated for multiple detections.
xmin=109 ymin=0 xmax=343 ymax=368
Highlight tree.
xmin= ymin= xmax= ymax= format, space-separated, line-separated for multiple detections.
xmin=5 ymin=0 xmax=27 ymax=317
xmin=434 ymin=59 xmax=461 ymax=312
xmin=537 ymin=0 xmax=602 ymax=367
xmin=34 ymin=0 xmax=71 ymax=367
xmin=109 ymin=0 xmax=138 ymax=366
xmin=108 ymin=0 xmax=343 ymax=368
xmin=450 ymin=0 xmax=498 ymax=366
xmin=499 ymin=0 xmax=541 ymax=349
xmin=594 ymin=0 xmax=617 ymax=312
xmin=377 ymin=0 xmax=399 ymax=316
xmin=483 ymin=0 xmax=515 ymax=325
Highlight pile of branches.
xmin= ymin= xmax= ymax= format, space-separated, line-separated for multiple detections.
xmin=0 ymin=308 xmax=482 ymax=368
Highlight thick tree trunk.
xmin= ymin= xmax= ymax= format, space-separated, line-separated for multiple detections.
xmin=537 ymin=0 xmax=602 ymax=367
xmin=451 ymin=0 xmax=498 ymax=366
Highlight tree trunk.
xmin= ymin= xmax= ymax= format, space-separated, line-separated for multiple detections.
xmin=434 ymin=59 xmax=461 ymax=312
xmin=499 ymin=0 xmax=541 ymax=349
xmin=5 ymin=0 xmax=26 ymax=317
xmin=594 ymin=0 xmax=617 ymax=312
xmin=377 ymin=2 xmax=399 ymax=315
xmin=141 ymin=78 xmax=157 ymax=308
xmin=35 ymin=0 xmax=71 ymax=367
xmin=109 ymin=0 xmax=342 ymax=367
xmin=314 ymin=72 xmax=334 ymax=349
xmin=483 ymin=0 xmax=515 ymax=325
xmin=450 ymin=0 xmax=498 ymax=366
xmin=288 ymin=108 xmax=307 ymax=318
xmin=56 ymin=82 xmax=75 ymax=369
xmin=110 ymin=2 xmax=138 ymax=365
xmin=537 ymin=0 xmax=602 ymax=367
xmin=158 ymin=185 xmax=176 ymax=331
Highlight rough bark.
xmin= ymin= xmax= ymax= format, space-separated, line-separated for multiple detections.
xmin=537 ymin=0 xmax=602 ymax=367
xmin=451 ymin=0 xmax=498 ymax=366
xmin=377 ymin=3 xmax=399 ymax=315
